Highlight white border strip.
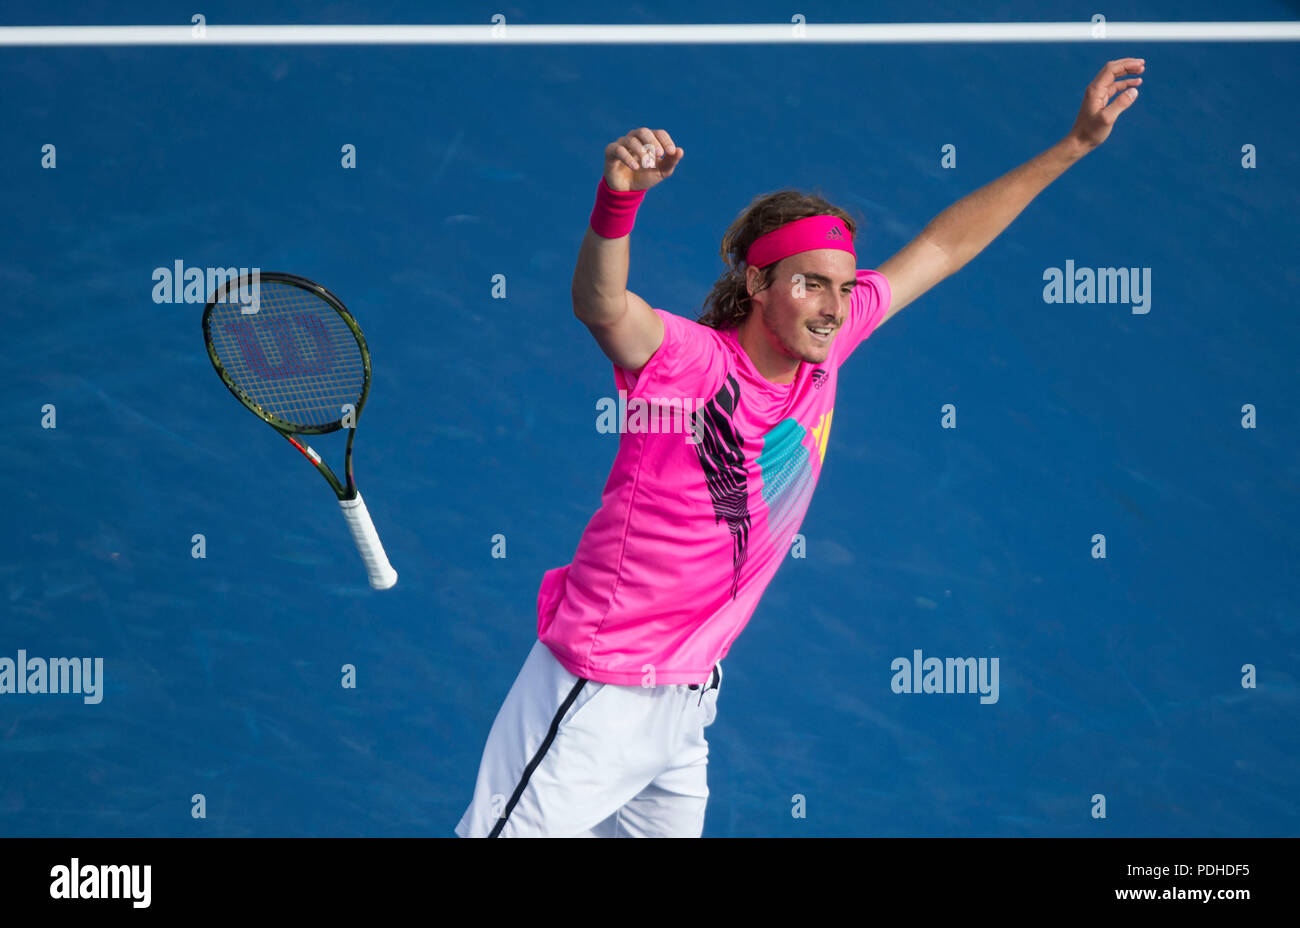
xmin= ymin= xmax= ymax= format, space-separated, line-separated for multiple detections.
xmin=0 ymin=22 xmax=1298 ymax=46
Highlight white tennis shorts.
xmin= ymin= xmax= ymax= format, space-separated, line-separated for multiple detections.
xmin=455 ymin=639 xmax=723 ymax=838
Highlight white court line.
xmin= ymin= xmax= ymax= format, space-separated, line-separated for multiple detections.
xmin=0 ymin=22 xmax=1297 ymax=46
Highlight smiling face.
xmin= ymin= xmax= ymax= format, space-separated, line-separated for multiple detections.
xmin=741 ymin=249 xmax=860 ymax=378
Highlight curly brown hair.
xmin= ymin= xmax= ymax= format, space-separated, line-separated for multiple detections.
xmin=697 ymin=189 xmax=859 ymax=330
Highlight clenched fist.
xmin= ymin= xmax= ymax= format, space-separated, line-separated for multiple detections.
xmin=604 ymin=127 xmax=685 ymax=192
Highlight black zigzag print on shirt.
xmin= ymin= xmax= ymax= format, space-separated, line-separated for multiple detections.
xmin=690 ymin=373 xmax=750 ymax=599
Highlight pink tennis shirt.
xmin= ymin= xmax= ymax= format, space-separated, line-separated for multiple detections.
xmin=538 ymin=268 xmax=892 ymax=685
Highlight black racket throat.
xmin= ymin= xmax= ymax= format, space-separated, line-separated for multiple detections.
xmin=281 ymin=426 xmax=359 ymax=500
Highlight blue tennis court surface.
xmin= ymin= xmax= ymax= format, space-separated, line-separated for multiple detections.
xmin=1 ymin=0 xmax=1297 ymax=837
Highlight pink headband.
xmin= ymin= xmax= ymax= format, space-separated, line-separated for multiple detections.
xmin=744 ymin=215 xmax=855 ymax=268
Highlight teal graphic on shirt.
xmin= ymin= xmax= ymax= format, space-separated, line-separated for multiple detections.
xmin=757 ymin=418 xmax=815 ymax=549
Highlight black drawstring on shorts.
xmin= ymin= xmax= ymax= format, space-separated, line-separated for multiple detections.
xmin=688 ymin=665 xmax=720 ymax=706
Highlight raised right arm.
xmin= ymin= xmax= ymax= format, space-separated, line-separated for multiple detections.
xmin=572 ymin=127 xmax=684 ymax=373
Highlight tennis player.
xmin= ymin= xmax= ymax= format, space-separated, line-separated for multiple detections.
xmin=456 ymin=58 xmax=1144 ymax=837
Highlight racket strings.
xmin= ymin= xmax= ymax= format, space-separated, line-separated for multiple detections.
xmin=207 ymin=280 xmax=366 ymax=430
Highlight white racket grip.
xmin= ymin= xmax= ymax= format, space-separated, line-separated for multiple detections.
xmin=339 ymin=492 xmax=398 ymax=590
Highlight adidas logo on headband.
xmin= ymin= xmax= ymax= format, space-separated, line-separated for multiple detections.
xmin=744 ymin=214 xmax=856 ymax=268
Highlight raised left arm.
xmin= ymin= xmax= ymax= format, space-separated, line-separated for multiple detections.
xmin=875 ymin=58 xmax=1145 ymax=326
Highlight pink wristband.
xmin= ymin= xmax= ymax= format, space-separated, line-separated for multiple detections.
xmin=589 ymin=176 xmax=646 ymax=239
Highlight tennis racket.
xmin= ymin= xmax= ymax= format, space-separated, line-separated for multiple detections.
xmin=202 ymin=271 xmax=398 ymax=590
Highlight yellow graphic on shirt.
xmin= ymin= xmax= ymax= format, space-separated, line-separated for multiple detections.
xmin=809 ymin=409 xmax=834 ymax=464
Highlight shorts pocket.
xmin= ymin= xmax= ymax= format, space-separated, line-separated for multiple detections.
xmin=560 ymin=677 xmax=607 ymax=730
